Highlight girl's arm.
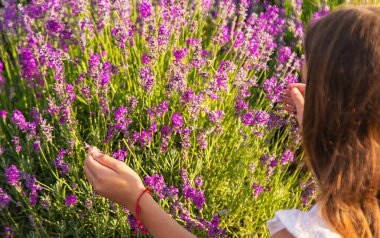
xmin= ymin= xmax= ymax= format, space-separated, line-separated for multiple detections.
xmin=83 ymin=147 xmax=195 ymax=238
xmin=138 ymin=192 xmax=195 ymax=237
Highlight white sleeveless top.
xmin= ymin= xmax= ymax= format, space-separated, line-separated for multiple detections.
xmin=266 ymin=205 xmax=341 ymax=238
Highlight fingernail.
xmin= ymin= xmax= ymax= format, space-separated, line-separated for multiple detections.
xmin=90 ymin=147 xmax=100 ymax=156
xmin=292 ymin=88 xmax=298 ymax=95
xmin=94 ymin=154 xmax=103 ymax=160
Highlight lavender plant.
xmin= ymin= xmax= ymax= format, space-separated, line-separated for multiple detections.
xmin=0 ymin=0 xmax=330 ymax=237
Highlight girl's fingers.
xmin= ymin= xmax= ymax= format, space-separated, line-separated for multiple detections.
xmin=92 ymin=153 xmax=124 ymax=174
xmin=283 ymin=96 xmax=294 ymax=105
xmin=83 ymin=164 xmax=96 ymax=186
xmin=283 ymin=104 xmax=296 ymax=114
xmin=88 ymin=146 xmax=100 ymax=155
xmin=85 ymin=153 xmax=115 ymax=179
xmin=290 ymin=87 xmax=305 ymax=126
xmin=288 ymin=83 xmax=306 ymax=95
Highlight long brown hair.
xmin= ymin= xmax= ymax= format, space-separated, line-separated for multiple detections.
xmin=303 ymin=6 xmax=380 ymax=238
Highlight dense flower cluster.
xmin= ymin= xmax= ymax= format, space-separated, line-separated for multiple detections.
xmin=4 ymin=165 xmax=19 ymax=186
xmin=145 ymin=170 xmax=225 ymax=236
xmin=0 ymin=0 xmax=328 ymax=236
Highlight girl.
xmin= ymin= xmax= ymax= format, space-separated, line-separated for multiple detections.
xmin=83 ymin=6 xmax=380 ymax=238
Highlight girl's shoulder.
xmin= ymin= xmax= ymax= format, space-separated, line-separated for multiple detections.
xmin=266 ymin=205 xmax=341 ymax=238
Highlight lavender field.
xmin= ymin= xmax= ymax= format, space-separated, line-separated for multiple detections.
xmin=0 ymin=0 xmax=340 ymax=237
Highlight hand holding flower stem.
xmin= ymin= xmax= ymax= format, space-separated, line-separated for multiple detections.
xmin=83 ymin=146 xmax=195 ymax=238
xmin=282 ymin=83 xmax=305 ymax=128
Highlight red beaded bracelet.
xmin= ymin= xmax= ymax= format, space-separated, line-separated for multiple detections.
xmin=134 ymin=187 xmax=151 ymax=235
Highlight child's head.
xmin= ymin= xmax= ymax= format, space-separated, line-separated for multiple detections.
xmin=302 ymin=6 xmax=380 ymax=237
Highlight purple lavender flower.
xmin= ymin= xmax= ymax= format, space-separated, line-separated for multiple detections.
xmin=139 ymin=67 xmax=155 ymax=92
xmin=208 ymin=110 xmax=225 ymax=123
xmin=197 ymin=131 xmax=207 ymax=150
xmin=144 ymin=174 xmax=167 ymax=199
xmin=65 ymin=194 xmax=77 ymax=207
xmin=163 ymin=186 xmax=179 ymax=199
xmin=46 ymin=19 xmax=63 ymax=34
xmin=18 ymin=47 xmax=40 ymax=81
xmin=213 ymin=25 xmax=230 ymax=44
xmin=147 ymin=100 xmax=169 ymax=120
xmin=11 ymin=137 xmax=22 ymax=153
xmin=33 ymin=141 xmax=41 ymax=153
xmin=260 ymin=153 xmax=276 ymax=164
xmin=278 ymin=47 xmax=292 ymax=63
xmin=186 ymin=38 xmax=200 ymax=45
xmin=141 ymin=53 xmax=151 ymax=64
xmin=25 ymin=175 xmax=42 ymax=206
xmin=262 ymin=76 xmax=283 ymax=103
xmin=280 ymin=149 xmax=294 ymax=165
xmin=160 ymin=125 xmax=173 ymax=152
xmin=53 ymin=149 xmax=70 ymax=175
xmin=138 ymin=1 xmax=153 ymax=19
xmin=112 ymin=149 xmax=127 ymax=161
xmin=235 ymin=100 xmax=249 ymax=113
xmin=40 ymin=197 xmax=50 ymax=208
xmin=269 ymin=159 xmax=278 ymax=168
xmin=4 ymin=165 xmax=19 ymax=186
xmin=181 ymin=89 xmax=195 ymax=104
xmin=94 ymin=0 xmax=111 ymax=30
xmin=0 ymin=188 xmax=11 ymax=209
xmin=84 ymin=199 xmax=92 ymax=210
xmin=137 ymin=129 xmax=153 ymax=147
xmin=300 ymin=179 xmax=316 ymax=205
xmin=173 ymin=48 xmax=189 ymax=62
xmin=111 ymin=25 xmax=128 ymax=48
xmin=99 ymin=62 xmax=111 ymax=86
xmin=192 ymin=191 xmax=206 ymax=210
xmin=267 ymin=112 xmax=287 ymax=130
xmin=194 ymin=176 xmax=203 ymax=187
xmin=180 ymin=169 xmax=206 ymax=210
xmin=11 ymin=109 xmax=27 ymax=131
xmin=242 ymin=110 xmax=270 ymax=127
xmin=208 ymin=72 xmax=229 ymax=94
xmin=311 ymin=5 xmax=330 ymax=24
xmin=171 ymin=112 xmax=183 ymax=130
xmin=158 ymin=24 xmax=170 ymax=46
xmin=252 ymin=182 xmax=264 ymax=198
xmin=218 ymin=61 xmax=235 ymax=73
xmin=53 ymin=159 xmax=69 ymax=175
xmin=233 ymin=30 xmax=245 ymax=48
xmin=0 ymin=110 xmax=7 ymax=119
xmin=89 ymin=53 xmax=101 ymax=73
xmin=208 ymin=214 xmax=227 ymax=237
xmin=180 ymin=127 xmax=191 ymax=150
xmin=180 ymin=89 xmax=204 ymax=118
xmin=3 ymin=226 xmax=14 ymax=238
xmin=167 ymin=67 xmax=187 ymax=93
xmin=115 ymin=106 xmax=128 ymax=122
xmin=113 ymin=106 xmax=133 ymax=133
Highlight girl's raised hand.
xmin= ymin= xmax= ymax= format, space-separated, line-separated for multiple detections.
xmin=83 ymin=146 xmax=145 ymax=215
xmin=283 ymin=83 xmax=306 ymax=127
